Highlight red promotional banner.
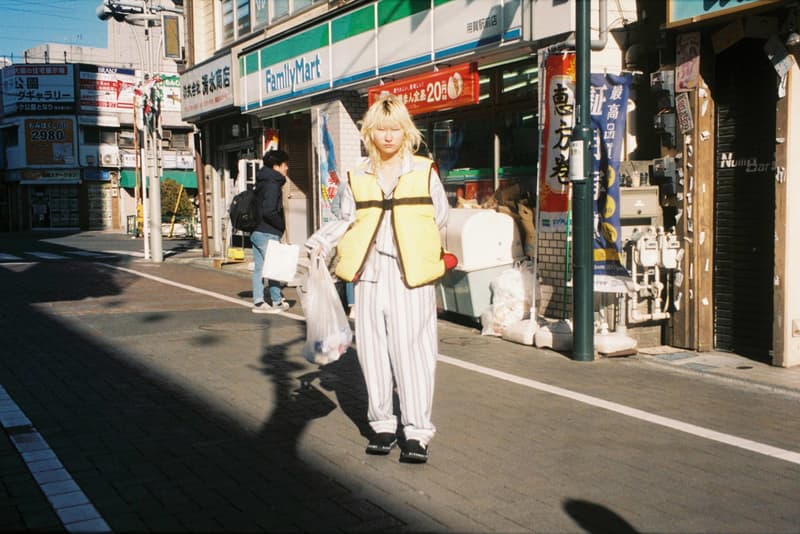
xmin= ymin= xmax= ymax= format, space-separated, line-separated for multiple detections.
xmin=368 ymin=63 xmax=480 ymax=115
xmin=538 ymin=52 xmax=576 ymax=232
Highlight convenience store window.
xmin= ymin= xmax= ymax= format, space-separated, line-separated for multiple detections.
xmin=419 ymin=58 xmax=539 ymax=204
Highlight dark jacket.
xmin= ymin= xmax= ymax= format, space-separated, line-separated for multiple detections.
xmin=254 ymin=166 xmax=286 ymax=236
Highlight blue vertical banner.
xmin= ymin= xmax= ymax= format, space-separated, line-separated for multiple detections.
xmin=318 ymin=112 xmax=341 ymax=223
xmin=590 ymin=72 xmax=633 ymax=293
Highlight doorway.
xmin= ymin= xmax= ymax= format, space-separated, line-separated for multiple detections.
xmin=713 ymin=39 xmax=776 ymax=362
xmin=278 ymin=113 xmax=311 ymax=246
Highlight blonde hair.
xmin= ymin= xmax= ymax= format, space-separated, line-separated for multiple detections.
xmin=360 ymin=93 xmax=423 ymax=163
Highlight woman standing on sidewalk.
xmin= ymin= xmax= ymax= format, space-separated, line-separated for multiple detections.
xmin=307 ymin=94 xmax=450 ymax=463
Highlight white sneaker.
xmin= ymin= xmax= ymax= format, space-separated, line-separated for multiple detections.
xmin=252 ymin=301 xmax=271 ymax=314
xmin=272 ymin=298 xmax=290 ymax=312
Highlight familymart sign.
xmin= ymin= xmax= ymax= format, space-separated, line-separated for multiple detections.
xmin=240 ymin=0 xmax=522 ymax=111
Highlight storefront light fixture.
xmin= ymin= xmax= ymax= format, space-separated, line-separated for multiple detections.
xmin=787 ymin=30 xmax=800 ymax=47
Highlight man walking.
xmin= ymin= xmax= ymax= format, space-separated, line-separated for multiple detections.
xmin=252 ymin=149 xmax=290 ymax=313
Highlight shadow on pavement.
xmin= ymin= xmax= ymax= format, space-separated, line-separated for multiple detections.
xmin=0 ymin=258 xmax=406 ymax=532
xmin=563 ymin=498 xmax=640 ymax=534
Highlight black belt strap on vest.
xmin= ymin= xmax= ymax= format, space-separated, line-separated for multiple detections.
xmin=356 ymin=197 xmax=433 ymax=210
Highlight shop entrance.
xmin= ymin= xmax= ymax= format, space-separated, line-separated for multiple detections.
xmin=278 ymin=113 xmax=311 ymax=245
xmin=29 ymin=185 xmax=80 ymax=229
xmin=713 ymin=39 xmax=776 ymax=362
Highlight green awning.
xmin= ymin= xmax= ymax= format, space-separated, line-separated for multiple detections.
xmin=119 ymin=169 xmax=197 ymax=189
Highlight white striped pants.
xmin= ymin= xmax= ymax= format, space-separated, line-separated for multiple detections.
xmin=354 ymin=252 xmax=438 ymax=445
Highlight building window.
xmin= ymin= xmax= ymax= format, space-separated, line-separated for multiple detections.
xmin=171 ymin=132 xmax=189 ymax=149
xmin=219 ymin=0 xmax=324 ymax=42
xmin=272 ymin=0 xmax=289 ymax=20
xmin=83 ymin=126 xmax=100 ymax=144
xmin=222 ymin=0 xmax=235 ymax=42
xmin=237 ymin=0 xmax=251 ymax=35
xmin=118 ymin=130 xmax=135 ymax=148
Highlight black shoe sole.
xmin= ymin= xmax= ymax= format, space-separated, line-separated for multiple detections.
xmin=365 ymin=440 xmax=396 ymax=455
xmin=399 ymin=451 xmax=428 ymax=464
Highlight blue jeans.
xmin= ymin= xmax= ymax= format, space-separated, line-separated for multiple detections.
xmin=251 ymin=230 xmax=283 ymax=304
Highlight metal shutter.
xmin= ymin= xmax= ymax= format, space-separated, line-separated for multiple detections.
xmin=713 ymin=39 xmax=775 ymax=362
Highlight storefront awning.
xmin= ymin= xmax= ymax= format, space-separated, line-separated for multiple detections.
xmin=120 ymin=169 xmax=197 ymax=189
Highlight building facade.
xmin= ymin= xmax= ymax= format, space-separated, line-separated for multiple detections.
xmin=180 ymin=0 xmax=800 ymax=367
xmin=0 ymin=1 xmax=195 ymax=234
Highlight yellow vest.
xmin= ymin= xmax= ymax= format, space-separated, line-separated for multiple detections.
xmin=335 ymin=157 xmax=445 ymax=288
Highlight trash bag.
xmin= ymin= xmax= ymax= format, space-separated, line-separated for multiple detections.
xmin=299 ymin=251 xmax=353 ymax=366
xmin=481 ymin=261 xmax=536 ymax=336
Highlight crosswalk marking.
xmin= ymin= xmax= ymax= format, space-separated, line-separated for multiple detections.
xmin=0 ymin=250 xmax=144 ymax=262
xmin=103 ymin=249 xmax=145 ymax=258
xmin=66 ymin=251 xmax=116 ymax=258
xmin=27 ymin=252 xmax=69 ymax=260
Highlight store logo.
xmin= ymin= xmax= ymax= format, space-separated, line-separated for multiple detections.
xmin=265 ymin=54 xmax=322 ymax=94
xmin=719 ymin=152 xmax=775 ymax=173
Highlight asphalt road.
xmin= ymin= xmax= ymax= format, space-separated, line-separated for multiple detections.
xmin=1 ymin=231 xmax=799 ymax=533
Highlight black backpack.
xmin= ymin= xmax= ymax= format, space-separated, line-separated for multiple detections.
xmin=229 ymin=189 xmax=260 ymax=232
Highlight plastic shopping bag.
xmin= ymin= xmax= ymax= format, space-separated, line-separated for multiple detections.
xmin=299 ymin=251 xmax=353 ymax=365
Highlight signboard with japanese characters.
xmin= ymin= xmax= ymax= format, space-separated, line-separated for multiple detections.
xmin=25 ymin=118 xmax=75 ymax=166
xmin=160 ymin=74 xmax=182 ymax=113
xmin=181 ymin=54 xmax=234 ymax=120
xmin=240 ymin=0 xmax=523 ymax=112
xmin=432 ymin=0 xmax=521 ymax=60
xmin=538 ymin=53 xmax=576 ymax=233
xmin=79 ymin=65 xmax=136 ymax=112
xmin=590 ymin=72 xmax=633 ymax=292
xmin=367 ymin=63 xmax=480 ymax=115
xmin=2 ymin=64 xmax=75 ymax=114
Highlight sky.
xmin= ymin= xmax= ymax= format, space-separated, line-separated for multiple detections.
xmin=0 ymin=0 xmax=108 ymax=63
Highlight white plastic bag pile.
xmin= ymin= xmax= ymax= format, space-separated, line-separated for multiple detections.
xmin=481 ymin=261 xmax=536 ymax=337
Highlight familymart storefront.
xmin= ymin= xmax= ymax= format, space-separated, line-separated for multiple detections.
xmin=238 ymin=0 xmax=539 ymax=239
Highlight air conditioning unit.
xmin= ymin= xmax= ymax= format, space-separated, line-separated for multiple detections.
xmin=99 ymin=145 xmax=120 ymax=167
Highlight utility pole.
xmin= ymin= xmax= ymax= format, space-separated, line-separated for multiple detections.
xmin=570 ymin=0 xmax=594 ymax=361
xmin=143 ymin=16 xmax=163 ymax=262
xmin=97 ymin=0 xmax=179 ymax=262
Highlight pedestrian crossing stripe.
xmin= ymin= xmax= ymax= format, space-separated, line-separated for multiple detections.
xmin=26 ymin=252 xmax=69 ymax=260
xmin=103 ymin=249 xmax=146 ymax=258
xmin=0 ymin=250 xmax=139 ymax=262
xmin=67 ymin=251 xmax=116 ymax=258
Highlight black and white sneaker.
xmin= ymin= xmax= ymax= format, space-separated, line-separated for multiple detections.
xmin=253 ymin=299 xmax=289 ymax=314
xmin=252 ymin=301 xmax=269 ymax=314
xmin=399 ymin=439 xmax=428 ymax=464
xmin=365 ymin=433 xmax=397 ymax=455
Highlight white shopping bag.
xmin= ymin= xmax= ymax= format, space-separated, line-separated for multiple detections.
xmin=262 ymin=240 xmax=299 ymax=282
xmin=298 ymin=251 xmax=353 ymax=365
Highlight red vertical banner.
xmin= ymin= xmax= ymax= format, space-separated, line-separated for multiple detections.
xmin=538 ymin=52 xmax=576 ymax=232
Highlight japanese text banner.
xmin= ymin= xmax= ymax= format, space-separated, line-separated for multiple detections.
xmin=538 ymin=53 xmax=576 ymax=232
xmin=591 ymin=72 xmax=633 ymax=293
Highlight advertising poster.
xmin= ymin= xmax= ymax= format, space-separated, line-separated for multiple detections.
xmin=2 ymin=64 xmax=75 ymax=114
xmin=538 ymin=52 xmax=576 ymax=232
xmin=25 ymin=118 xmax=75 ymax=166
xmin=79 ymin=65 xmax=136 ymax=112
xmin=318 ymin=112 xmax=340 ymax=224
xmin=368 ymin=63 xmax=480 ymax=116
xmin=159 ymin=74 xmax=182 ymax=113
xmin=590 ymin=72 xmax=633 ymax=293
xmin=676 ymin=32 xmax=701 ymax=92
